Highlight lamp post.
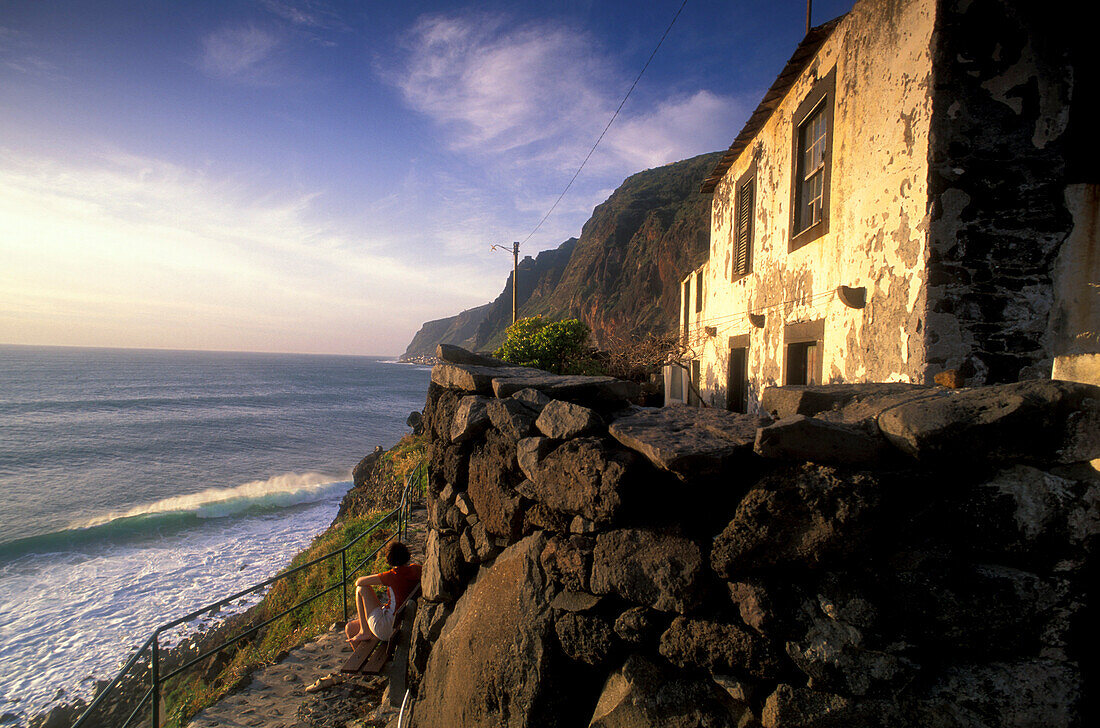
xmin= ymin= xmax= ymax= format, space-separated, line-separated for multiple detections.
xmin=491 ymin=241 xmax=521 ymax=324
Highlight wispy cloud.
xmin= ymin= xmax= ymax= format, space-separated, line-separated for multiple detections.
xmin=0 ymin=149 xmax=491 ymax=353
xmin=260 ymin=0 xmax=345 ymax=31
xmin=389 ymin=12 xmax=742 ymax=175
xmin=198 ymin=25 xmax=282 ymax=84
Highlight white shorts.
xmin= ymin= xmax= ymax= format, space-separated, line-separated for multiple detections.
xmin=367 ymin=607 xmax=395 ymax=641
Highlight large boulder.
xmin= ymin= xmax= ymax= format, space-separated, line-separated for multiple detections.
xmin=436 ymin=344 xmax=507 ymax=367
xmin=517 ymin=436 xmax=556 ymax=481
xmin=451 ymin=395 xmax=491 ymax=443
xmin=877 ymin=380 xmax=1100 ymax=464
xmin=487 ymin=397 xmax=537 ymax=441
xmin=528 ymin=437 xmax=643 ymax=526
xmin=925 ymin=659 xmax=1082 ymax=728
xmin=467 ymin=431 xmax=523 ymax=541
xmin=754 ymin=415 xmax=888 ymax=465
xmin=422 ymin=530 xmax=463 ymax=602
xmin=711 ymin=464 xmax=881 ymax=577
xmin=785 ymin=596 xmax=917 ymax=696
xmin=609 ymin=405 xmax=768 ymax=476
xmin=590 ymin=529 xmax=706 ymax=613
xmin=958 ymin=465 xmax=1099 ymax=561
xmin=760 ymin=383 xmax=937 ymax=421
xmin=492 ymin=373 xmax=640 ymax=407
xmin=588 ymin=655 xmax=748 ymax=728
xmin=536 ymin=400 xmax=604 ymax=439
xmin=412 ymin=534 xmax=569 ymax=728
xmin=659 ymin=616 xmax=781 ymax=680
xmin=432 ymin=362 xmax=547 ymax=395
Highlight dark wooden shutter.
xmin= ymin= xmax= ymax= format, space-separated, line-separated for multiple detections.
xmin=735 ymin=177 xmax=753 ymax=276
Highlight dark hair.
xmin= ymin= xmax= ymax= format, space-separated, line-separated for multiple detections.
xmin=385 ymin=541 xmax=410 ymax=567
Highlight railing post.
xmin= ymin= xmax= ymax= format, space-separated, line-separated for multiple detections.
xmin=341 ymin=549 xmax=348 ymax=624
xmin=151 ymin=633 xmax=160 ymax=728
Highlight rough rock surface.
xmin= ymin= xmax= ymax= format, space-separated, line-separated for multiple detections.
xmin=754 ymin=415 xmax=888 ymax=464
xmin=467 ymin=431 xmax=522 ymax=540
xmin=517 ymin=436 xmax=556 ymax=481
xmin=432 ymin=362 xmax=548 ymax=396
xmin=492 ymin=374 xmax=640 ymax=405
xmin=436 ymin=344 xmax=506 ymax=367
xmin=529 ymin=437 xmax=642 ymax=525
xmin=554 ymin=612 xmax=614 ymax=665
xmin=589 ymin=655 xmax=747 ymax=728
xmin=760 ymin=383 xmax=937 ymax=420
xmin=412 ymin=535 xmax=565 ymax=728
xmin=486 ymin=397 xmax=537 ymax=441
xmin=512 ymin=387 xmax=552 ymax=413
xmin=535 ymin=399 xmax=604 ymax=439
xmin=590 ymin=529 xmax=705 ymax=613
xmin=609 ymin=405 xmax=767 ymax=474
xmin=711 ymin=465 xmax=881 ymax=577
xmin=659 ymin=616 xmax=781 ymax=680
xmin=450 ymin=395 xmax=491 ymax=443
xmin=878 ymin=380 xmax=1100 ymax=463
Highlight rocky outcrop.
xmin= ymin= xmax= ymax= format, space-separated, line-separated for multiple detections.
xmin=409 ymin=351 xmax=1100 ymax=728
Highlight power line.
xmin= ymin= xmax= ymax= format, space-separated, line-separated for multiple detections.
xmin=519 ymin=0 xmax=690 ymax=247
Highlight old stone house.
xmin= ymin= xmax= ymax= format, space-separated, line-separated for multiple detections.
xmin=666 ymin=0 xmax=1096 ymax=411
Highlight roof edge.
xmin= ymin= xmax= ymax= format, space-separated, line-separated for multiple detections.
xmin=700 ymin=15 xmax=847 ymax=194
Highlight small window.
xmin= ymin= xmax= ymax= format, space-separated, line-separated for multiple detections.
xmin=789 ymin=68 xmax=835 ymax=251
xmin=695 ymin=271 xmax=704 ymax=312
xmin=784 ymin=319 xmax=825 ymax=385
xmin=733 ymin=166 xmax=755 ymax=279
xmin=796 ymin=104 xmax=827 ymax=233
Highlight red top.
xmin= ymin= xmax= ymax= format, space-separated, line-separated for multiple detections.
xmin=378 ymin=564 xmax=421 ymax=611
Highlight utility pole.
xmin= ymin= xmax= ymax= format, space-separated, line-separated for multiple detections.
xmin=806 ymin=0 xmax=812 ymax=35
xmin=490 ymin=241 xmax=521 ymax=324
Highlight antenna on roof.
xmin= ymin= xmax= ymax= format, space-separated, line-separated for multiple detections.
xmin=806 ymin=0 xmax=812 ymax=35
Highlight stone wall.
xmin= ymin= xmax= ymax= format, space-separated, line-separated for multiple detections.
xmin=926 ymin=0 xmax=1080 ymax=384
xmin=407 ymin=347 xmax=1099 ymax=727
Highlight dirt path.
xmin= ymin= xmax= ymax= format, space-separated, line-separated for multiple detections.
xmin=185 ymin=506 xmax=428 ymax=728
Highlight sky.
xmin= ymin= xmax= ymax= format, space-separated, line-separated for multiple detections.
xmin=0 ymin=0 xmax=852 ymax=356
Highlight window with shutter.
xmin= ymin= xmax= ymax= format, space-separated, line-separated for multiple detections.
xmin=733 ymin=167 xmax=755 ymax=279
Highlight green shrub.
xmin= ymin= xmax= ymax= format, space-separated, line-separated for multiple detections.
xmin=494 ymin=316 xmax=602 ymax=374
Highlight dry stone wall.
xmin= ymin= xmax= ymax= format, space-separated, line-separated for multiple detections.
xmin=407 ymin=346 xmax=1099 ymax=728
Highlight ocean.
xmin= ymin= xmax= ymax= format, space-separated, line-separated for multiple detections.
xmin=0 ymin=345 xmax=431 ymax=724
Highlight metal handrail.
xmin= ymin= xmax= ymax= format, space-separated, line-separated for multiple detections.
xmin=71 ymin=458 xmax=426 ymax=728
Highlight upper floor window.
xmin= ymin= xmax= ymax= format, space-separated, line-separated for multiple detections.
xmin=733 ymin=164 xmax=755 ymax=279
xmin=789 ymin=68 xmax=835 ymax=251
xmin=695 ymin=271 xmax=703 ymax=312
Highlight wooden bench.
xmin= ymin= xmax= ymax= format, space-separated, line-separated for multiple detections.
xmin=341 ymin=584 xmax=421 ymax=675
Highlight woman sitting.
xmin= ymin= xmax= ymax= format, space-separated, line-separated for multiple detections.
xmin=345 ymin=540 xmax=422 ymax=644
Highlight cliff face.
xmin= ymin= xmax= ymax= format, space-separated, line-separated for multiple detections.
xmin=522 ymin=151 xmax=721 ymax=348
xmin=409 ymin=350 xmax=1100 ymax=727
xmin=400 ymin=151 xmax=722 ymax=359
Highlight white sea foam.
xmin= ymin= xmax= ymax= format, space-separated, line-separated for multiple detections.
xmin=73 ymin=471 xmax=352 ymax=528
xmin=0 ymin=481 xmax=350 ymax=726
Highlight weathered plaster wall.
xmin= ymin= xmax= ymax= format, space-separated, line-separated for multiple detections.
xmin=1049 ymin=184 xmax=1100 ymax=385
xmin=925 ymin=0 xmax=1077 ymax=383
xmin=691 ymin=0 xmax=936 ymax=411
